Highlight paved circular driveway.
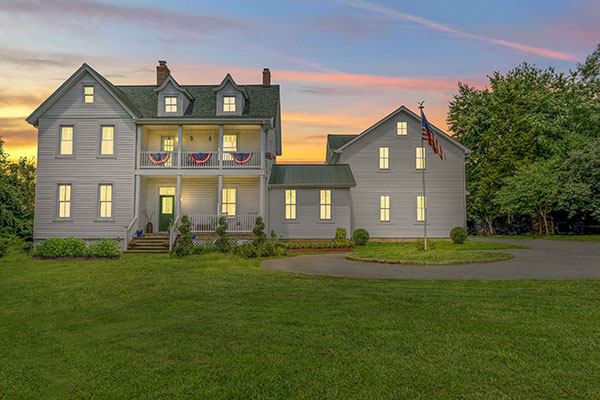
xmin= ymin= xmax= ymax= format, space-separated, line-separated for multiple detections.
xmin=262 ymin=239 xmax=600 ymax=280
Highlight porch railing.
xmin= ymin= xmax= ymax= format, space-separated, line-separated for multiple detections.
xmin=168 ymin=215 xmax=180 ymax=252
xmin=139 ymin=151 xmax=262 ymax=168
xmin=181 ymin=151 xmax=219 ymax=168
xmin=189 ymin=215 xmax=255 ymax=233
xmin=123 ymin=216 xmax=138 ymax=251
xmin=140 ymin=151 xmax=177 ymax=168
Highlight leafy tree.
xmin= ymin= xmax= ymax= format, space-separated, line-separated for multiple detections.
xmin=495 ymin=160 xmax=560 ymax=235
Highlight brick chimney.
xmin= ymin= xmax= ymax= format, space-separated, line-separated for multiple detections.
xmin=156 ymin=60 xmax=170 ymax=86
xmin=262 ymin=68 xmax=271 ymax=87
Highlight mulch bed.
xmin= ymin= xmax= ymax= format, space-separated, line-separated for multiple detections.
xmin=32 ymin=256 xmax=120 ymax=260
xmin=288 ymin=248 xmax=353 ymax=253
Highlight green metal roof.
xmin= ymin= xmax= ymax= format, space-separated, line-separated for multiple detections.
xmin=327 ymin=134 xmax=357 ymax=150
xmin=116 ymin=84 xmax=280 ymax=119
xmin=269 ymin=164 xmax=356 ymax=187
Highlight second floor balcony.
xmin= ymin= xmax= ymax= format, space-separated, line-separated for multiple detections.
xmin=136 ymin=124 xmax=271 ymax=170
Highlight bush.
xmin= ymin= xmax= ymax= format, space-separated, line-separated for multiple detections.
xmin=352 ymin=229 xmax=370 ymax=245
xmin=450 ymin=226 xmax=468 ymax=244
xmin=334 ymin=227 xmax=347 ymax=241
xmin=192 ymin=240 xmax=216 ymax=254
xmin=89 ymin=238 xmax=120 ymax=257
xmin=415 ymin=239 xmax=436 ymax=251
xmin=236 ymin=242 xmax=258 ymax=258
xmin=172 ymin=214 xmax=193 ymax=257
xmin=0 ymin=237 xmax=9 ymax=257
xmin=257 ymin=241 xmax=275 ymax=257
xmin=252 ymin=216 xmax=267 ymax=246
xmin=215 ymin=216 xmax=232 ymax=253
xmin=63 ymin=237 xmax=89 ymax=257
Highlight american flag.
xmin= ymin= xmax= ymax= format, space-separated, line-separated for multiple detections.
xmin=421 ymin=109 xmax=446 ymax=160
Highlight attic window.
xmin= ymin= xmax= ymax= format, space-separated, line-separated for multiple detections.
xmin=397 ymin=121 xmax=407 ymax=135
xmin=84 ymin=86 xmax=94 ymax=103
xmin=223 ymin=96 xmax=236 ymax=112
xmin=165 ymin=96 xmax=177 ymax=113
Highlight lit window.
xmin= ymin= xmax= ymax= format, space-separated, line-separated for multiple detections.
xmin=416 ymin=147 xmax=426 ymax=170
xmin=380 ymin=195 xmax=390 ymax=222
xmin=397 ymin=121 xmax=407 ymax=135
xmin=222 ymin=188 xmax=237 ymax=216
xmin=223 ymin=96 xmax=236 ymax=112
xmin=165 ymin=96 xmax=177 ymax=113
xmin=161 ymin=136 xmax=174 ymax=152
xmin=57 ymin=184 xmax=71 ymax=218
xmin=320 ymin=190 xmax=331 ymax=220
xmin=100 ymin=126 xmax=114 ymax=155
xmin=222 ymin=134 xmax=237 ymax=161
xmin=99 ymin=184 xmax=112 ymax=218
xmin=60 ymin=126 xmax=73 ymax=155
xmin=285 ymin=189 xmax=296 ymax=220
xmin=379 ymin=147 xmax=389 ymax=169
xmin=159 ymin=187 xmax=176 ymax=196
xmin=84 ymin=86 xmax=94 ymax=103
xmin=417 ymin=195 xmax=427 ymax=222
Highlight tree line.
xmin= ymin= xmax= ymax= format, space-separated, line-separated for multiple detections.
xmin=449 ymin=44 xmax=600 ymax=235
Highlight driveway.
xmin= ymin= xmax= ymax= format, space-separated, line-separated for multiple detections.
xmin=262 ymin=238 xmax=600 ymax=280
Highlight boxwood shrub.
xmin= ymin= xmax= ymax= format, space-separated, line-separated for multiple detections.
xmin=34 ymin=237 xmax=120 ymax=258
xmin=450 ymin=226 xmax=468 ymax=244
xmin=352 ymin=229 xmax=370 ymax=245
xmin=88 ymin=239 xmax=120 ymax=257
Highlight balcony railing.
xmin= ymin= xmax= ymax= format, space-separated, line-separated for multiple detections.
xmin=139 ymin=151 xmax=262 ymax=169
xmin=190 ymin=215 xmax=255 ymax=232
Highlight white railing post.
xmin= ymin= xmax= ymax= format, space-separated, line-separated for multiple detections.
xmin=177 ymin=125 xmax=182 ymax=169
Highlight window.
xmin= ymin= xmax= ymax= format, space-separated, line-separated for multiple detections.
xmin=379 ymin=147 xmax=389 ymax=170
xmin=320 ymin=190 xmax=331 ymax=220
xmin=99 ymin=184 xmax=112 ymax=218
xmin=416 ymin=147 xmax=426 ymax=170
xmin=397 ymin=121 xmax=407 ymax=135
xmin=417 ymin=195 xmax=427 ymax=222
xmin=222 ymin=134 xmax=237 ymax=161
xmin=57 ymin=184 xmax=71 ymax=219
xmin=223 ymin=96 xmax=236 ymax=112
xmin=380 ymin=195 xmax=390 ymax=222
xmin=60 ymin=126 xmax=73 ymax=155
xmin=84 ymin=86 xmax=94 ymax=103
xmin=100 ymin=126 xmax=114 ymax=155
xmin=285 ymin=189 xmax=296 ymax=220
xmin=159 ymin=187 xmax=176 ymax=196
xmin=222 ymin=188 xmax=236 ymax=216
xmin=165 ymin=96 xmax=177 ymax=113
xmin=161 ymin=136 xmax=174 ymax=152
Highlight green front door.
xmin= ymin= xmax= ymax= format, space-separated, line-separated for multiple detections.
xmin=159 ymin=195 xmax=174 ymax=232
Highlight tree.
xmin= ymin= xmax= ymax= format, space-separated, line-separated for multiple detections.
xmin=495 ymin=160 xmax=560 ymax=235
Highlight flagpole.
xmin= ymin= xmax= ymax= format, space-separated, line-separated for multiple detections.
xmin=418 ymin=101 xmax=428 ymax=251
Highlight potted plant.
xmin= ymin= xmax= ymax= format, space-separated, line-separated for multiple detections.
xmin=144 ymin=211 xmax=154 ymax=234
xmin=135 ymin=230 xmax=143 ymax=238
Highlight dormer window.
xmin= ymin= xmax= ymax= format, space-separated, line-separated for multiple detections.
xmin=165 ymin=96 xmax=177 ymax=113
xmin=223 ymin=96 xmax=236 ymax=112
xmin=84 ymin=86 xmax=94 ymax=103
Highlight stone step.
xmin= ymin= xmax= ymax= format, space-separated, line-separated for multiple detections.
xmin=125 ymin=249 xmax=169 ymax=253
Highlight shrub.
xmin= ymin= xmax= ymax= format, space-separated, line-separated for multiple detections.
xmin=450 ymin=226 xmax=468 ymax=244
xmin=89 ymin=238 xmax=120 ymax=257
xmin=193 ymin=240 xmax=215 ymax=254
xmin=415 ymin=239 xmax=436 ymax=251
xmin=34 ymin=237 xmax=88 ymax=258
xmin=236 ymin=242 xmax=258 ymax=258
xmin=352 ymin=229 xmax=370 ymax=246
xmin=214 ymin=216 xmax=232 ymax=253
xmin=334 ymin=227 xmax=347 ymax=241
xmin=0 ymin=238 xmax=9 ymax=258
xmin=252 ymin=216 xmax=267 ymax=247
xmin=257 ymin=241 xmax=275 ymax=257
xmin=64 ymin=237 xmax=89 ymax=257
xmin=172 ymin=214 xmax=193 ymax=257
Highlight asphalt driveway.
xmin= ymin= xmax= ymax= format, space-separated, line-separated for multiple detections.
xmin=262 ymin=238 xmax=600 ymax=280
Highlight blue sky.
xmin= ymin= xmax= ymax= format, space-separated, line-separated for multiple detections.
xmin=0 ymin=0 xmax=598 ymax=160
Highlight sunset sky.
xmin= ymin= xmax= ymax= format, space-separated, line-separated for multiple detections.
xmin=0 ymin=0 xmax=598 ymax=162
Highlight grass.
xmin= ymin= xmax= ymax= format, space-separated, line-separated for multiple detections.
xmin=349 ymin=240 xmax=527 ymax=264
xmin=489 ymin=234 xmax=600 ymax=242
xmin=2 ymin=246 xmax=600 ymax=398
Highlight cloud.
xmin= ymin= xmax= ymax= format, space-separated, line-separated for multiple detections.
xmin=308 ymin=15 xmax=392 ymax=38
xmin=336 ymin=0 xmax=578 ymax=61
xmin=283 ymin=112 xmax=376 ymax=129
xmin=0 ymin=117 xmax=37 ymax=151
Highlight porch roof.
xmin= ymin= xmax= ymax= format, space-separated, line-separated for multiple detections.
xmin=269 ymin=164 xmax=356 ymax=187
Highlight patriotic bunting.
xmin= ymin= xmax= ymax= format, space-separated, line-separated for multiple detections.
xmin=147 ymin=152 xmax=171 ymax=165
xmin=265 ymin=152 xmax=276 ymax=160
xmin=420 ymin=110 xmax=447 ymax=161
xmin=190 ymin=152 xmax=212 ymax=165
xmin=232 ymin=152 xmax=252 ymax=165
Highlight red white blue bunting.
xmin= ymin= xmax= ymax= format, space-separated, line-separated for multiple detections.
xmin=232 ymin=152 xmax=252 ymax=165
xmin=191 ymin=152 xmax=212 ymax=165
xmin=148 ymin=152 xmax=170 ymax=165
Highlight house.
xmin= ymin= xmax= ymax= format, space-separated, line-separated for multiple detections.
xmin=26 ymin=61 xmax=469 ymax=250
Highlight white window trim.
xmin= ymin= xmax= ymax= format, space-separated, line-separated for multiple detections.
xmin=164 ymin=96 xmax=178 ymax=113
xmin=221 ymin=187 xmax=237 ymax=216
xmin=96 ymin=184 xmax=115 ymax=221
xmin=56 ymin=183 xmax=72 ymax=221
xmin=319 ymin=189 xmax=332 ymax=220
xmin=57 ymin=125 xmax=75 ymax=158
xmin=379 ymin=147 xmax=389 ymax=170
xmin=397 ymin=121 xmax=407 ymax=135
xmin=98 ymin=125 xmax=116 ymax=157
xmin=284 ymin=189 xmax=297 ymax=221
xmin=223 ymin=96 xmax=236 ymax=112
xmin=83 ymin=85 xmax=95 ymax=104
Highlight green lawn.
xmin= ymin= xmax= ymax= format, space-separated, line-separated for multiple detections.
xmin=349 ymin=240 xmax=527 ymax=264
xmin=489 ymin=234 xmax=600 ymax=242
xmin=2 ymin=247 xmax=600 ymax=398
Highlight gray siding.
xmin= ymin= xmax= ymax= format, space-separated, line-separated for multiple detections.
xmin=269 ymin=188 xmax=351 ymax=239
xmin=34 ymin=71 xmax=135 ymax=241
xmin=338 ymin=109 xmax=466 ymax=238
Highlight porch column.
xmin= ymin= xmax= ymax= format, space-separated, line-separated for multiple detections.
xmin=259 ymin=175 xmax=265 ymax=219
xmin=176 ymin=174 xmax=182 ymax=219
xmin=177 ymin=125 xmax=182 ymax=169
xmin=135 ymin=175 xmax=141 ymax=228
xmin=136 ymin=125 xmax=142 ymax=169
xmin=217 ymin=175 xmax=223 ymax=216
xmin=260 ymin=125 xmax=266 ymax=170
xmin=218 ymin=125 xmax=224 ymax=169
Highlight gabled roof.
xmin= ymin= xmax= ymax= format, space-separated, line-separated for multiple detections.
xmin=269 ymin=164 xmax=356 ymax=187
xmin=335 ymin=105 xmax=471 ymax=154
xmin=213 ymin=73 xmax=248 ymax=99
xmin=153 ymin=75 xmax=194 ymax=99
xmin=26 ymin=63 xmax=138 ymax=126
xmin=327 ymin=134 xmax=357 ymax=151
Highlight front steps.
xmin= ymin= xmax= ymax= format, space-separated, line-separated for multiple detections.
xmin=126 ymin=234 xmax=170 ymax=253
